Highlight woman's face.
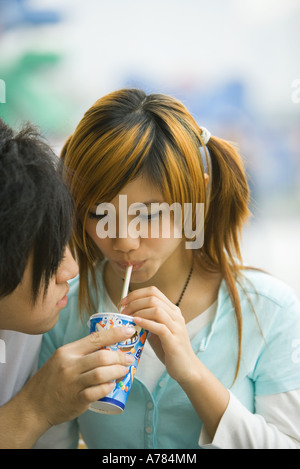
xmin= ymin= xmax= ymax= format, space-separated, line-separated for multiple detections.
xmin=85 ymin=174 xmax=189 ymax=285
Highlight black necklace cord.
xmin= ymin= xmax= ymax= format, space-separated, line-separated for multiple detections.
xmin=175 ymin=263 xmax=193 ymax=307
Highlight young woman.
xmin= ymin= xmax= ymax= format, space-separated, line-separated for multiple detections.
xmin=38 ymin=89 xmax=300 ymax=449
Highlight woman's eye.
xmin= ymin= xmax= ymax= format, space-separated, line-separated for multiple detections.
xmin=88 ymin=212 xmax=107 ymax=220
xmin=140 ymin=212 xmax=160 ymax=221
xmin=88 ymin=210 xmax=161 ymax=221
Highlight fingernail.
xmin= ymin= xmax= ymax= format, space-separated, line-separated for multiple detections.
xmin=125 ymin=354 xmax=135 ymax=365
xmin=123 ymin=326 xmax=136 ymax=336
xmin=117 ymin=302 xmax=128 ymax=313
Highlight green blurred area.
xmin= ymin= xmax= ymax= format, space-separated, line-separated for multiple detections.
xmin=0 ymin=51 xmax=74 ymax=138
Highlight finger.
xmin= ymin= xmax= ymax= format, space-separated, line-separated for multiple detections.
xmin=79 ymin=349 xmax=135 ymax=373
xmin=121 ymin=286 xmax=176 ymax=309
xmin=122 ymin=295 xmax=179 ymax=333
xmin=133 ymin=308 xmax=176 ymax=335
xmin=79 ymin=363 xmax=130 ymax=390
xmin=122 ymin=296 xmax=162 ymax=316
xmin=133 ymin=316 xmax=172 ymax=343
xmin=79 ymin=382 xmax=116 ymax=404
xmin=65 ymin=326 xmax=136 ymax=356
xmin=122 ymin=295 xmax=178 ymax=320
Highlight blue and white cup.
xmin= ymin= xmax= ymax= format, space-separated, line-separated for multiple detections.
xmin=87 ymin=312 xmax=148 ymax=414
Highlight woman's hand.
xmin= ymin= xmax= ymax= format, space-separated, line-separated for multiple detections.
xmin=121 ymin=286 xmax=230 ymax=439
xmin=120 ymin=286 xmax=198 ymax=385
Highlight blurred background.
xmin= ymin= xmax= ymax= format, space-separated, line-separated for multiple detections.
xmin=0 ymin=0 xmax=299 ymax=297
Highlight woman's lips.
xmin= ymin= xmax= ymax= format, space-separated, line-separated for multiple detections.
xmin=115 ymin=261 xmax=145 ymax=271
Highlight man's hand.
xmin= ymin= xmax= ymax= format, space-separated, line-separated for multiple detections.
xmin=0 ymin=326 xmax=135 ymax=448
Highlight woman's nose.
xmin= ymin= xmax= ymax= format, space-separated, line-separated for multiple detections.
xmin=112 ymin=231 xmax=140 ymax=253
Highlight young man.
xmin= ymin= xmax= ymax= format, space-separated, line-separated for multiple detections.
xmin=0 ymin=119 xmax=134 ymax=448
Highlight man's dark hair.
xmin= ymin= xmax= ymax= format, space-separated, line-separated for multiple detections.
xmin=0 ymin=118 xmax=74 ymax=301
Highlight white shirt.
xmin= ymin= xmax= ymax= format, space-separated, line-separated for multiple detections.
xmin=136 ymin=302 xmax=300 ymax=449
xmin=0 ymin=330 xmax=42 ymax=406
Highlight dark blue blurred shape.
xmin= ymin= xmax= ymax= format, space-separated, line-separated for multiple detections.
xmin=182 ymin=81 xmax=253 ymax=125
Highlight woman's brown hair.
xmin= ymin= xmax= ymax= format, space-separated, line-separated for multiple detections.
xmin=60 ymin=88 xmax=251 ymax=380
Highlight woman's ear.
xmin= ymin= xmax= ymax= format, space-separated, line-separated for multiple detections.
xmin=204 ymin=173 xmax=209 ymax=188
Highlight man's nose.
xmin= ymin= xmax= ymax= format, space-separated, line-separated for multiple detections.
xmin=56 ymin=247 xmax=79 ymax=283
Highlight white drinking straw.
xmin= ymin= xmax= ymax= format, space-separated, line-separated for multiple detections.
xmin=119 ymin=265 xmax=133 ymax=313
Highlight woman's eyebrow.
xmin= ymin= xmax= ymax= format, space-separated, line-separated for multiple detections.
xmin=130 ymin=200 xmax=165 ymax=207
xmin=93 ymin=199 xmax=165 ymax=207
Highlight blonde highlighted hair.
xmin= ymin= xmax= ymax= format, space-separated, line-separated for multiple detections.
xmin=60 ymin=88 xmax=251 ymax=380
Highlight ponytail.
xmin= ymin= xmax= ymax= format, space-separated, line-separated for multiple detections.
xmin=201 ymin=135 xmax=251 ymax=382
